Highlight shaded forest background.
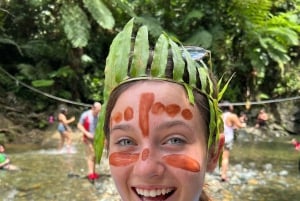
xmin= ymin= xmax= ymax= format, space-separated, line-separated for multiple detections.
xmin=1 ymin=0 xmax=300 ymax=143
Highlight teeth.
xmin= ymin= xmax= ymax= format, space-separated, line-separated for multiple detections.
xmin=136 ymin=188 xmax=173 ymax=197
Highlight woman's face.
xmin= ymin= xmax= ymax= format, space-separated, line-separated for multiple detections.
xmin=109 ymin=81 xmax=209 ymax=201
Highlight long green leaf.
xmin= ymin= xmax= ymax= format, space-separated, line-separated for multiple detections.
xmin=32 ymin=79 xmax=54 ymax=87
xmin=197 ymin=67 xmax=208 ymax=93
xmin=182 ymin=48 xmax=197 ymax=87
xmin=94 ymin=103 xmax=107 ymax=163
xmin=104 ymin=19 xmax=133 ymax=100
xmin=169 ymin=40 xmax=185 ymax=82
xmin=130 ymin=26 xmax=149 ymax=77
xmin=150 ymin=34 xmax=169 ymax=77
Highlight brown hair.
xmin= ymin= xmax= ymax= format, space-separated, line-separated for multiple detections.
xmin=103 ymin=42 xmax=218 ymax=201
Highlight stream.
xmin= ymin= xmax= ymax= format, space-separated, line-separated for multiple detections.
xmin=0 ymin=132 xmax=299 ymax=201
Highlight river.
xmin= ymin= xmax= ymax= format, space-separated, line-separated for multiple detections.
xmin=0 ymin=132 xmax=299 ymax=201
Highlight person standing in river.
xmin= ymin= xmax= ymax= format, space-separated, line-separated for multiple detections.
xmin=220 ymin=102 xmax=246 ymax=182
xmin=77 ymin=102 xmax=102 ymax=182
xmin=57 ymin=107 xmax=75 ymax=151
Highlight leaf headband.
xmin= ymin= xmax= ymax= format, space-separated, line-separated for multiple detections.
xmin=94 ymin=18 xmax=228 ymax=163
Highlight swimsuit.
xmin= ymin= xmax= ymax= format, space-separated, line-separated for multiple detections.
xmin=57 ymin=123 xmax=67 ymax=134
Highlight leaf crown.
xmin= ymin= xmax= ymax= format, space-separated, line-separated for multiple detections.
xmin=94 ymin=18 xmax=227 ymax=162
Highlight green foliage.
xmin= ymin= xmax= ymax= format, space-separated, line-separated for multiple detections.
xmin=60 ymin=4 xmax=91 ymax=48
xmin=1 ymin=0 xmax=300 ymax=112
xmin=49 ymin=66 xmax=75 ymax=79
xmin=83 ymin=0 xmax=115 ymax=30
xmin=185 ymin=29 xmax=213 ymax=48
xmin=31 ymin=79 xmax=54 ymax=87
xmin=0 ymin=37 xmax=23 ymax=56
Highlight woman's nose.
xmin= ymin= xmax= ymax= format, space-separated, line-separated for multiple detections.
xmin=133 ymin=148 xmax=165 ymax=179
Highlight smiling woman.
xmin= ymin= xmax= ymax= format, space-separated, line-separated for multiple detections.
xmin=94 ymin=18 xmax=226 ymax=201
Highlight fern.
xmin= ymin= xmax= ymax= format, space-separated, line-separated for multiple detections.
xmin=230 ymin=0 xmax=272 ymax=25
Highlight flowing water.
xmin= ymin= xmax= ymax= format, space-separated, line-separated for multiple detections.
xmin=0 ymin=134 xmax=299 ymax=201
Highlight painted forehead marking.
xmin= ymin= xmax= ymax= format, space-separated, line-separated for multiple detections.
xmin=139 ymin=93 xmax=155 ymax=137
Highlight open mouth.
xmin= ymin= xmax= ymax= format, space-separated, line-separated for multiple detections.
xmin=133 ymin=187 xmax=175 ymax=201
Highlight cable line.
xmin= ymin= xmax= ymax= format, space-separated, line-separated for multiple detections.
xmin=0 ymin=67 xmax=92 ymax=107
xmin=1 ymin=67 xmax=300 ymax=107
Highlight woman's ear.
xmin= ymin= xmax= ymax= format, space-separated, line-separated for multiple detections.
xmin=206 ymin=133 xmax=225 ymax=172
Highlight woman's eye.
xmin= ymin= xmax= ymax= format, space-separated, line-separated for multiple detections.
xmin=116 ymin=138 xmax=135 ymax=146
xmin=166 ymin=137 xmax=185 ymax=145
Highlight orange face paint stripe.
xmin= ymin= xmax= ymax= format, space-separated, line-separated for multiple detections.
xmin=124 ymin=106 xmax=134 ymax=121
xmin=141 ymin=148 xmax=149 ymax=161
xmin=109 ymin=152 xmax=139 ymax=166
xmin=162 ymin=154 xmax=200 ymax=172
xmin=151 ymin=102 xmax=165 ymax=115
xmin=165 ymin=104 xmax=181 ymax=117
xmin=139 ymin=93 xmax=154 ymax=137
xmin=181 ymin=108 xmax=193 ymax=120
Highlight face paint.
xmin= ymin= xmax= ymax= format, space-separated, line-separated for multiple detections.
xmin=109 ymin=152 xmax=139 ymax=166
xmin=181 ymin=108 xmax=193 ymax=120
xmin=139 ymin=93 xmax=154 ymax=137
xmin=141 ymin=148 xmax=149 ymax=161
xmin=151 ymin=102 xmax=165 ymax=115
xmin=124 ymin=106 xmax=134 ymax=121
xmin=163 ymin=154 xmax=200 ymax=172
xmin=112 ymin=111 xmax=123 ymax=123
xmin=165 ymin=104 xmax=181 ymax=117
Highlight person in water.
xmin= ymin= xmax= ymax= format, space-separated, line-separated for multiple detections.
xmin=77 ymin=102 xmax=102 ymax=182
xmin=220 ymin=103 xmax=246 ymax=182
xmin=291 ymin=138 xmax=300 ymax=151
xmin=0 ymin=143 xmax=19 ymax=171
xmin=255 ymin=108 xmax=269 ymax=128
xmin=57 ymin=107 xmax=75 ymax=150
xmin=94 ymin=19 xmax=226 ymax=201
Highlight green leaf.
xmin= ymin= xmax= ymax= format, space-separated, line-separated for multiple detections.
xmin=150 ymin=34 xmax=169 ymax=78
xmin=183 ymin=9 xmax=204 ymax=26
xmin=0 ymin=37 xmax=23 ymax=56
xmin=130 ymin=25 xmax=149 ymax=77
xmin=263 ymin=27 xmax=299 ymax=46
xmin=31 ymin=79 xmax=54 ymax=87
xmin=169 ymin=39 xmax=185 ymax=82
xmin=94 ymin=103 xmax=107 ymax=163
xmin=182 ymin=48 xmax=197 ymax=87
xmin=135 ymin=16 xmax=164 ymax=37
xmin=83 ymin=0 xmax=115 ymax=30
xmin=104 ymin=18 xmax=133 ymax=101
xmin=185 ymin=29 xmax=213 ymax=48
xmin=61 ymin=4 xmax=90 ymax=48
xmin=208 ymin=99 xmax=216 ymax=148
xmin=197 ymin=67 xmax=208 ymax=93
xmin=218 ymin=73 xmax=235 ymax=101
xmin=183 ymin=83 xmax=195 ymax=105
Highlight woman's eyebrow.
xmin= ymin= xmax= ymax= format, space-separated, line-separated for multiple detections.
xmin=155 ymin=120 xmax=193 ymax=132
xmin=110 ymin=124 xmax=135 ymax=133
